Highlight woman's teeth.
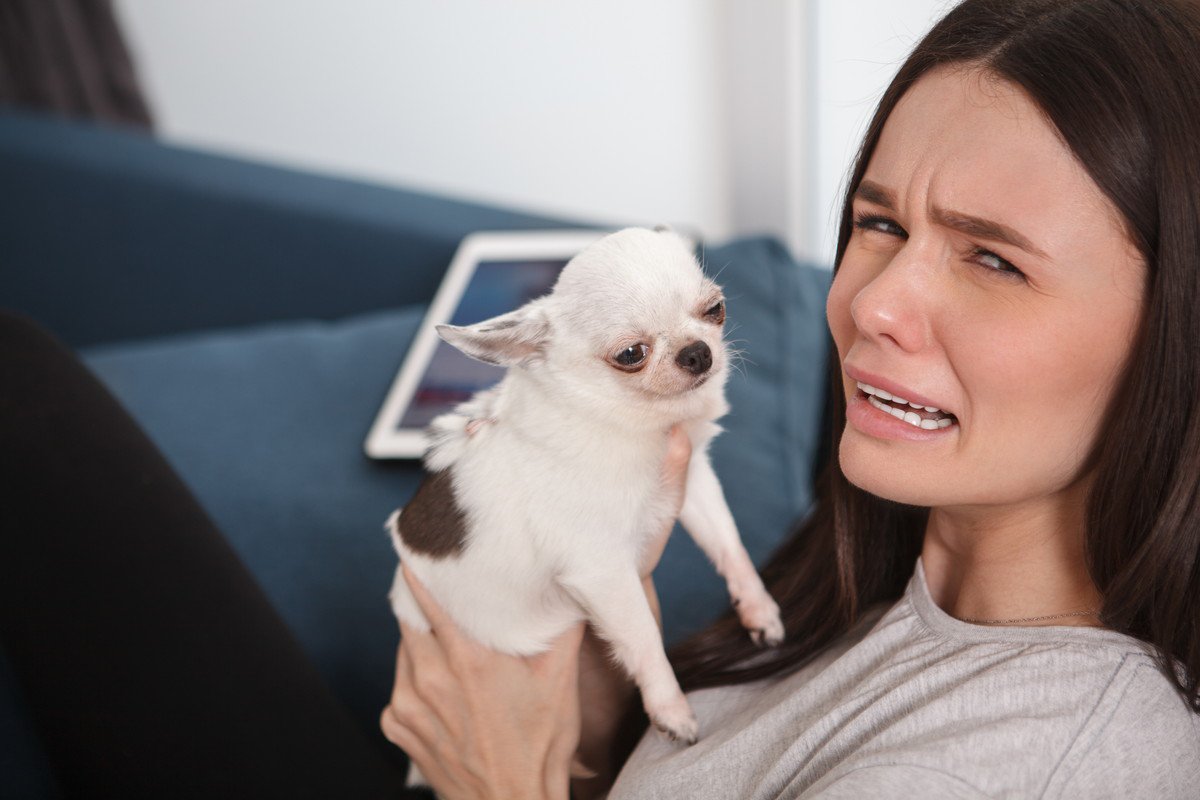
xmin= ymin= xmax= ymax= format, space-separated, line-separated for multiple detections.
xmin=856 ymin=381 xmax=956 ymax=430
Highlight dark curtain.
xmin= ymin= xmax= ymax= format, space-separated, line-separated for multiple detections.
xmin=0 ymin=0 xmax=152 ymax=129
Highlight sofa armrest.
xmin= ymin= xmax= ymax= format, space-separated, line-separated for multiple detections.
xmin=0 ymin=111 xmax=595 ymax=348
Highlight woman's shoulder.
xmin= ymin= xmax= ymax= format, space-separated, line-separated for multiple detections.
xmin=1039 ymin=653 xmax=1200 ymax=799
xmin=786 ymin=647 xmax=1200 ymax=799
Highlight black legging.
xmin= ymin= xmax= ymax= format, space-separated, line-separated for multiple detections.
xmin=0 ymin=312 xmax=420 ymax=798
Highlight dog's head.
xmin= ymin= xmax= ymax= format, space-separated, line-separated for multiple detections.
xmin=436 ymin=227 xmax=730 ymax=422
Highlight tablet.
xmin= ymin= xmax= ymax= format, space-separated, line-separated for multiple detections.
xmin=364 ymin=229 xmax=609 ymax=459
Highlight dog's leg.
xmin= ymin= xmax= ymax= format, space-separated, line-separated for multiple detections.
xmin=560 ymin=566 xmax=698 ymax=744
xmin=678 ymin=451 xmax=784 ymax=646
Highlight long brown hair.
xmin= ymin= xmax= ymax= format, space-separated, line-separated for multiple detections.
xmin=669 ymin=0 xmax=1200 ymax=710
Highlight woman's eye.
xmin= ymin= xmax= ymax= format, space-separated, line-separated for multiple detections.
xmin=971 ymin=247 xmax=1025 ymax=280
xmin=703 ymin=300 xmax=726 ymax=325
xmin=613 ymin=343 xmax=650 ymax=369
xmin=853 ymin=213 xmax=908 ymax=239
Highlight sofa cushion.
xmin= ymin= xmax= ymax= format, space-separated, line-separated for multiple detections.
xmin=78 ymin=236 xmax=831 ymax=737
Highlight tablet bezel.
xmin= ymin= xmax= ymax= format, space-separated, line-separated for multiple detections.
xmin=364 ymin=229 xmax=609 ymax=459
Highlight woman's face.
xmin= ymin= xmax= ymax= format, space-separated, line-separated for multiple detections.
xmin=827 ymin=66 xmax=1145 ymax=511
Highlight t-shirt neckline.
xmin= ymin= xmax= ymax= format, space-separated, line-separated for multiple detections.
xmin=908 ymin=555 xmax=1143 ymax=649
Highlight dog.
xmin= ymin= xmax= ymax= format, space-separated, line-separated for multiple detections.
xmin=386 ymin=226 xmax=784 ymax=757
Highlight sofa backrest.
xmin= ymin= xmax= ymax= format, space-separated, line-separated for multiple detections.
xmin=0 ymin=110 xmax=592 ymax=347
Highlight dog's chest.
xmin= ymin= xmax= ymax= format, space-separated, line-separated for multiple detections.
xmin=452 ymin=432 xmax=670 ymax=552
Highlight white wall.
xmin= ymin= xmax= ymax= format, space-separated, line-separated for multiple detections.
xmin=114 ymin=0 xmax=951 ymax=265
xmin=115 ymin=0 xmax=733 ymax=237
xmin=809 ymin=0 xmax=951 ymax=263
xmin=724 ymin=2 xmax=812 ymax=261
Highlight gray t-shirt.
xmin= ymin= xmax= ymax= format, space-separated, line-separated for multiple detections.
xmin=610 ymin=557 xmax=1200 ymax=799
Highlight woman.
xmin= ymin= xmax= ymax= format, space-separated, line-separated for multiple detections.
xmin=381 ymin=0 xmax=1200 ymax=797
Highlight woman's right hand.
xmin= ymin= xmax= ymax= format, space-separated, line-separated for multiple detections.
xmin=382 ymin=565 xmax=584 ymax=800
xmin=570 ymin=425 xmax=692 ymax=799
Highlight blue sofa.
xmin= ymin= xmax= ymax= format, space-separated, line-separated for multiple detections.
xmin=0 ymin=110 xmax=831 ymax=796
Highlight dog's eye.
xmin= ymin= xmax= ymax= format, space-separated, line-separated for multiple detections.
xmin=613 ymin=343 xmax=650 ymax=370
xmin=704 ymin=300 xmax=726 ymax=325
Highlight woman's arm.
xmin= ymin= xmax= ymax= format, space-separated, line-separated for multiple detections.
xmin=381 ymin=564 xmax=584 ymax=800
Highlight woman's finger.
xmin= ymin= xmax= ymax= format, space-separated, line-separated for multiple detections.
xmin=379 ymin=705 xmax=450 ymax=792
xmin=556 ymin=618 xmax=587 ymax=653
xmin=400 ymin=562 xmax=455 ymax=632
xmin=401 ymin=562 xmax=480 ymax=657
xmin=383 ymin=649 xmax=431 ymax=740
xmin=660 ymin=424 xmax=693 ymax=493
xmin=396 ymin=626 xmax=430 ymax=683
xmin=639 ymin=425 xmax=693 ymax=579
xmin=397 ymin=636 xmax=466 ymax=743
xmin=401 ymin=562 xmax=495 ymax=670
xmin=534 ymin=620 xmax=586 ymax=676
xmin=397 ymin=613 xmax=447 ymax=667
xmin=379 ymin=706 xmax=422 ymax=753
xmin=397 ymin=618 xmax=467 ymax=730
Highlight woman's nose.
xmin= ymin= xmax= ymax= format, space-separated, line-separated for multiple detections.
xmin=848 ymin=249 xmax=933 ymax=354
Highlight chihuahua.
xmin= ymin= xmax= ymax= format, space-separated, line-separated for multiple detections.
xmin=386 ymin=226 xmax=784 ymax=749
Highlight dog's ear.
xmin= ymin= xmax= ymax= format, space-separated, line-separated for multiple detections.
xmin=436 ymin=303 xmax=551 ymax=367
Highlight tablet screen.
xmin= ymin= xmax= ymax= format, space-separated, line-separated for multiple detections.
xmin=397 ymin=258 xmax=567 ymax=428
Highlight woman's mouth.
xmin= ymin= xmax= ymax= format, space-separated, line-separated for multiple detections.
xmin=855 ymin=381 xmax=958 ymax=431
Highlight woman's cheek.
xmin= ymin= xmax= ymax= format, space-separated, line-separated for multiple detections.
xmin=826 ymin=263 xmax=864 ymax=355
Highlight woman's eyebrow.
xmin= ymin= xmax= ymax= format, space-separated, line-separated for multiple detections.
xmin=855 ymin=179 xmax=1049 ymax=260
xmin=855 ymin=180 xmax=897 ymax=209
xmin=930 ymin=209 xmax=1050 ymax=260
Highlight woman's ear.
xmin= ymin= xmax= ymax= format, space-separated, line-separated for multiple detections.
xmin=436 ymin=302 xmax=551 ymax=367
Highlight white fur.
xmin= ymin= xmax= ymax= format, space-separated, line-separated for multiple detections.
xmin=386 ymin=227 xmax=783 ymax=751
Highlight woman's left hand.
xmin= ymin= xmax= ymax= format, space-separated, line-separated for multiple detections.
xmin=380 ymin=563 xmax=584 ymax=800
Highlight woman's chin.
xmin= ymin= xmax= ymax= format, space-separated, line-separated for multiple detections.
xmin=838 ymin=436 xmax=949 ymax=508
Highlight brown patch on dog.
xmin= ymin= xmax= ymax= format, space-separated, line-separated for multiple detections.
xmin=399 ymin=470 xmax=468 ymax=557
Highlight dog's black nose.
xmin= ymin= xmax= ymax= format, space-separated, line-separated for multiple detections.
xmin=675 ymin=341 xmax=712 ymax=375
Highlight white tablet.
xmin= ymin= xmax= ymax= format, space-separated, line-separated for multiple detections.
xmin=364 ymin=229 xmax=610 ymax=459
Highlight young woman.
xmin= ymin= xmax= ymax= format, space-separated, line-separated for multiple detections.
xmin=381 ymin=1 xmax=1200 ymax=797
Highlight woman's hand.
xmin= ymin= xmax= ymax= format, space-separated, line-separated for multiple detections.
xmin=380 ymin=564 xmax=585 ymax=800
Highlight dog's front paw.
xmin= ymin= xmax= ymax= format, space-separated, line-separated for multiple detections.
xmin=735 ymin=592 xmax=785 ymax=647
xmin=647 ymin=695 xmax=699 ymax=746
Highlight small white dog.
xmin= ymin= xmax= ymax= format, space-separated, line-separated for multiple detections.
xmin=386 ymin=226 xmax=784 ymax=751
